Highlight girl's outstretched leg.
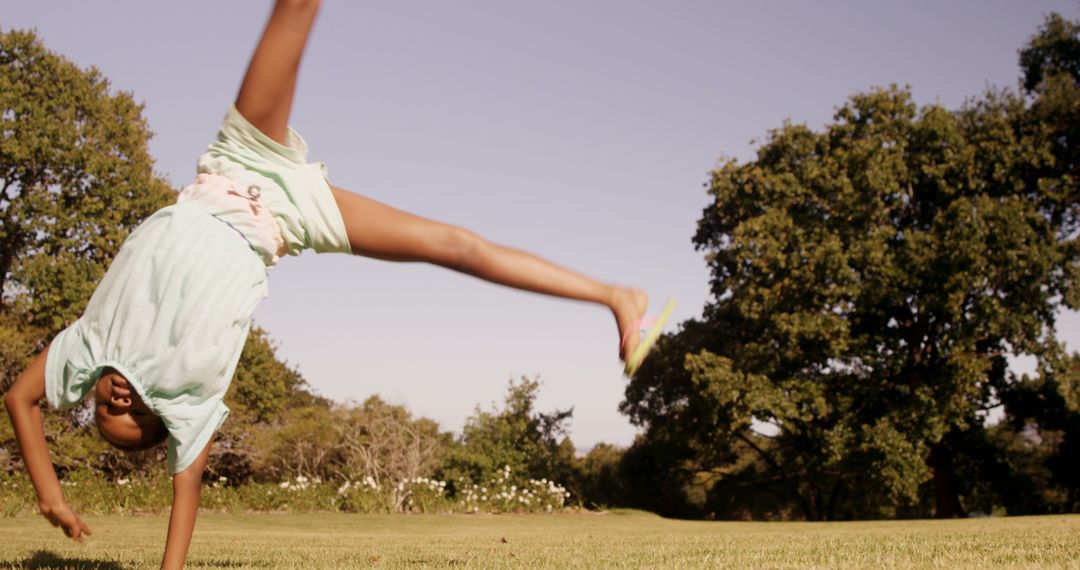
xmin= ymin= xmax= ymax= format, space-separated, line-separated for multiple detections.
xmin=329 ymin=186 xmax=649 ymax=361
xmin=234 ymin=0 xmax=321 ymax=146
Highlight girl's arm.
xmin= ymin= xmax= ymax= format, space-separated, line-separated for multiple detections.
xmin=3 ymin=346 xmax=92 ymax=541
xmin=161 ymin=439 xmax=212 ymax=570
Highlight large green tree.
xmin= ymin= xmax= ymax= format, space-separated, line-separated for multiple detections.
xmin=0 ymin=29 xmax=173 ymax=329
xmin=622 ymin=14 xmax=1080 ymax=520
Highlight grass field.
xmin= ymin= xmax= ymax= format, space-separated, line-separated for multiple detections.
xmin=0 ymin=510 xmax=1077 ymax=569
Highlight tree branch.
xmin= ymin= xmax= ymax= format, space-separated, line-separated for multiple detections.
xmin=736 ymin=431 xmax=815 ymax=520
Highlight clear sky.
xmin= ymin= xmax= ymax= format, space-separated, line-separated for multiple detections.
xmin=4 ymin=0 xmax=1078 ymax=448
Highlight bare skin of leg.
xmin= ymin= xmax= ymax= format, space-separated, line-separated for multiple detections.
xmin=232 ymin=0 xmax=650 ymax=361
xmin=234 ymin=0 xmax=321 ymax=145
xmin=330 ymin=186 xmax=648 ymax=360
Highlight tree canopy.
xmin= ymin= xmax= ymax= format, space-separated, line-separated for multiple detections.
xmin=0 ymin=29 xmax=173 ymax=330
xmin=621 ymin=13 xmax=1080 ymax=520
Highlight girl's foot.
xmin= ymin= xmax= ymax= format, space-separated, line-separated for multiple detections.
xmin=612 ymin=288 xmax=649 ymax=362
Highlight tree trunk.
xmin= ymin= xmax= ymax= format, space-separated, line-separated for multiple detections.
xmin=825 ymin=479 xmax=842 ymax=521
xmin=929 ymin=443 xmax=965 ymax=518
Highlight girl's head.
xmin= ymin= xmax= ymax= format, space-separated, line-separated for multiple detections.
xmin=93 ymin=369 xmax=168 ymax=451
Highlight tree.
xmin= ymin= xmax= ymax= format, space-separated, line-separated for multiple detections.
xmin=243 ymin=396 xmax=451 ymax=508
xmin=623 ymin=14 xmax=1080 ymax=520
xmin=573 ymin=442 xmax=630 ymax=510
xmin=442 ymin=377 xmax=572 ymax=487
xmin=334 ymin=396 xmax=450 ymax=510
xmin=0 ymin=29 xmax=174 ymax=329
xmin=210 ymin=327 xmax=327 ymax=483
xmin=226 ymin=327 xmax=321 ymax=423
xmin=1 ymin=29 xmax=173 ymax=480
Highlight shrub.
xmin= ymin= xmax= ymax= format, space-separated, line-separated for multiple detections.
xmin=0 ymin=464 xmax=573 ymax=516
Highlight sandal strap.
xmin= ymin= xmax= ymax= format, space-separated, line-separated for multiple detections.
xmin=621 ymin=314 xmax=657 ymax=348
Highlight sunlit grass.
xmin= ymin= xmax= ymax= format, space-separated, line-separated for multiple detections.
xmin=0 ymin=510 xmax=1077 ymax=568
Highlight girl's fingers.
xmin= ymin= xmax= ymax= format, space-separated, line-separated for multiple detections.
xmin=68 ymin=520 xmax=83 ymax=541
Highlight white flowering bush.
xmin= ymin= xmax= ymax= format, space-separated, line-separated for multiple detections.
xmin=394 ymin=476 xmax=450 ymax=513
xmin=0 ymin=466 xmax=574 ymax=516
xmin=334 ymin=475 xmax=391 ymax=513
xmin=454 ymin=465 xmax=570 ymax=514
xmin=330 ymin=475 xmax=455 ymax=514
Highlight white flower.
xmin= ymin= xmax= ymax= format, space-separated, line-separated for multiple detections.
xmin=218 ymin=476 xmax=228 ymax=483
xmin=279 ymin=481 xmax=290 ymax=489
xmin=116 ymin=478 xmax=130 ymax=486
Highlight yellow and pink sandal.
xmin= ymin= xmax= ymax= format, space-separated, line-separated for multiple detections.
xmin=622 ymin=298 xmax=676 ymax=376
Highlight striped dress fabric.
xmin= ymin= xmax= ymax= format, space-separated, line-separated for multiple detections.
xmin=45 ymin=106 xmax=350 ymax=473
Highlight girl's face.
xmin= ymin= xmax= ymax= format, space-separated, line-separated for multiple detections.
xmin=93 ymin=369 xmax=167 ymax=451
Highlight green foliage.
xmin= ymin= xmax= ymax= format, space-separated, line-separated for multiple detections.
xmin=0 ymin=29 xmax=174 ymax=329
xmin=247 ymin=405 xmax=339 ymax=481
xmin=226 ymin=327 xmax=316 ymax=423
xmin=623 ymin=13 xmax=1080 ymax=520
xmin=240 ymin=395 xmax=449 ymax=501
xmin=573 ymin=443 xmax=630 ymax=509
xmin=990 ymin=348 xmax=1080 ymax=513
xmin=1019 ymin=13 xmax=1080 ymax=92
xmin=442 ymin=377 xmax=572 ymax=487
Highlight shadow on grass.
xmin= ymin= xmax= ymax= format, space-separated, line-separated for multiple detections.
xmin=8 ymin=551 xmax=257 ymax=570
xmin=12 ymin=550 xmax=125 ymax=570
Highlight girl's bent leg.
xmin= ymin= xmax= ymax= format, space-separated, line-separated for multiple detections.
xmin=329 ymin=185 xmax=648 ymax=360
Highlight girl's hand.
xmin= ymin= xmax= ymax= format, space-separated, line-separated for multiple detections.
xmin=39 ymin=500 xmax=92 ymax=541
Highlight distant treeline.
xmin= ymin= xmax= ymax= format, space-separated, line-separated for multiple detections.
xmin=2 ymin=14 xmax=1079 ymax=519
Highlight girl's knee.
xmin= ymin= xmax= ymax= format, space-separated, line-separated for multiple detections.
xmin=439 ymin=226 xmax=481 ymax=270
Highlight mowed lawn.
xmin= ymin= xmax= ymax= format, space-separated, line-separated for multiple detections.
xmin=0 ymin=510 xmax=1077 ymax=569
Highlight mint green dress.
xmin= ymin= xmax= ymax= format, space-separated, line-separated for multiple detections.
xmin=45 ymin=107 xmax=351 ymax=473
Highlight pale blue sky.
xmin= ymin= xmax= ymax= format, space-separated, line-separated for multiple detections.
xmin=4 ymin=1 xmax=1078 ymax=447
